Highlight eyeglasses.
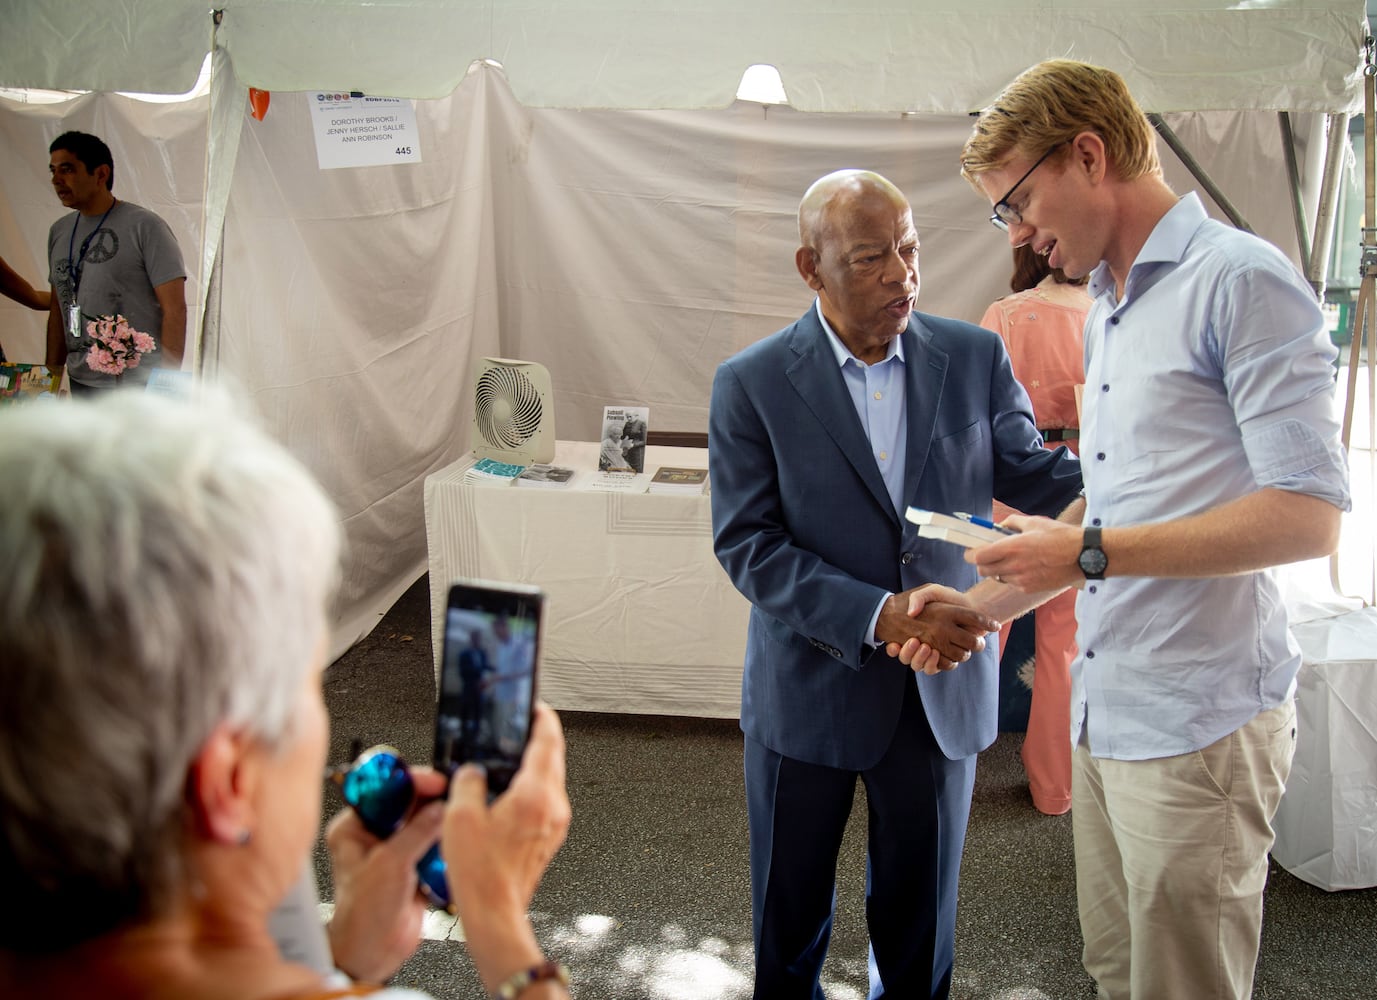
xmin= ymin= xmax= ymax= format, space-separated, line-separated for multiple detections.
xmin=327 ymin=745 xmax=452 ymax=911
xmin=989 ymin=141 xmax=1068 ymax=233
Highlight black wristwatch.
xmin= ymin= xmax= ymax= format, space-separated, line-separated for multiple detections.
xmin=1078 ymin=525 xmax=1108 ymax=580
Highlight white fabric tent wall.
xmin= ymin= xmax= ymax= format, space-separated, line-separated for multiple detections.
xmin=212 ymin=67 xmax=508 ymax=654
xmin=0 ymin=64 xmax=1323 ymax=657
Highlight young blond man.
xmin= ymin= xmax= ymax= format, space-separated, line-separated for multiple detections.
xmin=959 ymin=60 xmax=1350 ymax=1000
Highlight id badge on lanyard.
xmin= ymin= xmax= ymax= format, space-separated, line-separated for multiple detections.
xmin=67 ymin=199 xmax=116 ymax=344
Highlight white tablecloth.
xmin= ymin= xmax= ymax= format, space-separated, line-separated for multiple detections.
xmin=1271 ymin=606 xmax=1377 ymax=891
xmin=423 ymin=441 xmax=749 ymax=718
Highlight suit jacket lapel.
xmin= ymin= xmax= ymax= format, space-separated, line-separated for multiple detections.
xmin=902 ymin=317 xmax=947 ymax=512
xmin=784 ymin=309 xmax=898 ymax=522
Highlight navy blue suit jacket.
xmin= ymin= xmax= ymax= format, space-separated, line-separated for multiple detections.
xmin=709 ymin=307 xmax=1083 ymax=771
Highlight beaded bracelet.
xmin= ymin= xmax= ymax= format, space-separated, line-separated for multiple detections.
xmin=492 ymin=959 xmax=571 ymax=999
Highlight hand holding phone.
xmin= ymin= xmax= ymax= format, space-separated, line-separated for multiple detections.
xmin=434 ymin=579 xmax=544 ymax=795
xmin=416 ymin=578 xmax=544 ymax=909
xmin=329 ymin=578 xmax=544 ymax=914
xmin=441 ymin=703 xmax=571 ymax=971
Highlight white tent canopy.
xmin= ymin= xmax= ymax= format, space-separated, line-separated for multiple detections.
xmin=0 ymin=1 xmax=1367 ymax=659
xmin=4 ymin=0 xmax=1367 ymax=113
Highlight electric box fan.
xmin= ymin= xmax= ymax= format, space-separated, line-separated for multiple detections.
xmin=471 ymin=357 xmax=556 ymax=465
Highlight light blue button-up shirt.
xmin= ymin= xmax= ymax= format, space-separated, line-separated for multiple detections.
xmin=1074 ymin=193 xmax=1350 ymax=760
xmin=815 ymin=300 xmax=908 ymax=643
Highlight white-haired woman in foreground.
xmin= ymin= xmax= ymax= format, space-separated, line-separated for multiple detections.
xmin=0 ymin=390 xmax=571 ymax=1000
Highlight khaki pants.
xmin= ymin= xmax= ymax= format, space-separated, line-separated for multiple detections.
xmin=1072 ymin=700 xmax=1296 ymax=1000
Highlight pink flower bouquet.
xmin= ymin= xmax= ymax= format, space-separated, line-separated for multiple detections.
xmin=84 ymin=314 xmax=156 ymax=376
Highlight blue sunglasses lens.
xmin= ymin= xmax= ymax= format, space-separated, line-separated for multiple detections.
xmin=416 ymin=842 xmax=451 ymax=911
xmin=339 ymin=749 xmax=414 ymax=837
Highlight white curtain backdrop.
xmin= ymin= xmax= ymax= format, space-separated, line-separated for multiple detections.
xmin=0 ymin=65 xmax=1322 ymax=656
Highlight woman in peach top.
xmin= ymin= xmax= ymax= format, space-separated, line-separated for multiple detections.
xmin=981 ymin=244 xmax=1090 ymax=816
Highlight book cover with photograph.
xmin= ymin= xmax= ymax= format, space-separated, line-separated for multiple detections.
xmin=516 ymin=463 xmax=577 ymax=488
xmin=599 ymin=404 xmax=649 ymax=473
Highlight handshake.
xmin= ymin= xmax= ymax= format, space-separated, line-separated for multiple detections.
xmin=877 ymin=583 xmax=1000 ymax=675
xmin=878 ymin=507 xmax=1074 ymax=674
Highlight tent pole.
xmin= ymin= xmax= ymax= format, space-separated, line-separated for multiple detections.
xmin=1147 ymin=113 xmax=1253 ymax=233
xmin=191 ymin=8 xmax=225 ymax=379
xmin=1278 ymin=112 xmax=1312 ymax=265
xmin=198 ymin=9 xmax=247 ymax=381
xmin=1307 ymin=112 xmax=1351 ymax=300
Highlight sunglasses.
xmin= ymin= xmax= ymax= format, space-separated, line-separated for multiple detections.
xmin=327 ymin=744 xmax=452 ymax=911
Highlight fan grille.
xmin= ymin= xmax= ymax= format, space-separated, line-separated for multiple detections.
xmin=474 ymin=366 xmax=544 ymax=448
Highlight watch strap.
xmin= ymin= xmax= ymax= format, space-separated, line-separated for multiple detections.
xmin=1079 ymin=525 xmax=1107 ymax=580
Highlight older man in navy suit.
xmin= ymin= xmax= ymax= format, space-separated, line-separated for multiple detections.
xmin=709 ymin=169 xmax=1083 ymax=999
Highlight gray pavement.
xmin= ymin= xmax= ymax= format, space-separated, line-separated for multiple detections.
xmin=317 ymin=575 xmax=1377 ymax=999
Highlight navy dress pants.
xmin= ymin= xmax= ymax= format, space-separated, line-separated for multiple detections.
xmin=745 ymin=679 xmax=977 ymax=999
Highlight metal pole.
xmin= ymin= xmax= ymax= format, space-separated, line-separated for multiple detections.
xmin=1279 ymin=112 xmax=1312 ymax=265
xmin=1147 ymin=113 xmax=1253 ymax=233
xmin=1307 ymin=111 xmax=1352 ymax=300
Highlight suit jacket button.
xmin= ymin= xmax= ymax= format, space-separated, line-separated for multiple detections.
xmin=901 ymin=551 xmax=914 ymax=566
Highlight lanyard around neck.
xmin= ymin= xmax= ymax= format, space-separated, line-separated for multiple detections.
xmin=67 ymin=198 xmax=117 ymax=299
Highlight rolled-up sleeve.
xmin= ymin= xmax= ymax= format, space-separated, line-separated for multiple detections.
xmin=1219 ymin=263 xmax=1351 ymax=511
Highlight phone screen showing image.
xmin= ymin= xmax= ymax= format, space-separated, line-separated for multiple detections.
xmin=434 ymin=580 xmax=543 ymax=795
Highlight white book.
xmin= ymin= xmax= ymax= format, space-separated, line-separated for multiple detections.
xmin=915 ymin=523 xmax=1011 ymax=548
xmin=580 ymin=471 xmax=651 ymax=494
xmin=904 ymin=507 xmax=1016 ymax=548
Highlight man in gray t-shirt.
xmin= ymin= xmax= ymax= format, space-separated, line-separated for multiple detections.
xmin=45 ymin=131 xmax=186 ymax=392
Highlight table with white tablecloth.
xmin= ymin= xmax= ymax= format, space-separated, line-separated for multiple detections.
xmin=423 ymin=440 xmax=749 ymax=718
xmin=1270 ymin=605 xmax=1377 ymax=891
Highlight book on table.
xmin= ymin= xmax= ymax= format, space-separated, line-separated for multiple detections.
xmin=464 ymin=456 xmax=527 ymax=487
xmin=580 ymin=471 xmax=651 ymax=494
xmin=599 ymin=404 xmax=649 ymax=473
xmin=904 ymin=507 xmax=1017 ymax=548
xmin=647 ymin=466 xmax=709 ymax=495
xmin=0 ymin=363 xmax=61 ymax=405
xmin=144 ymin=369 xmax=194 ymax=398
xmin=515 ymin=463 xmax=577 ymax=488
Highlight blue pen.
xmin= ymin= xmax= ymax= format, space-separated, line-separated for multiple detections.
xmin=954 ymin=511 xmax=1018 ymax=535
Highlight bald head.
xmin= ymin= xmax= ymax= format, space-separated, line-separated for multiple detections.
xmin=794 ymin=169 xmax=919 ymax=365
xmin=799 ymin=169 xmax=909 ymax=247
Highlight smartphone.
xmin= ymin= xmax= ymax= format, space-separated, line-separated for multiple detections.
xmin=434 ymin=578 xmax=544 ymax=795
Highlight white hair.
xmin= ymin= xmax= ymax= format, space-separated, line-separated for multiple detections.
xmin=0 ymin=387 xmax=341 ymax=949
